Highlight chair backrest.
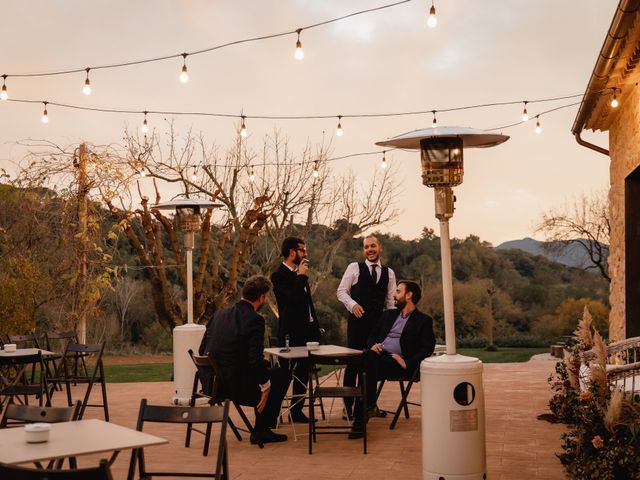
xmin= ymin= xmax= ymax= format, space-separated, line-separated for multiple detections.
xmin=188 ymin=349 xmax=224 ymax=401
xmin=0 ymin=401 xmax=81 ymax=427
xmin=308 ymin=352 xmax=365 ymax=368
xmin=0 ymin=459 xmax=113 ymax=480
xmin=44 ymin=330 xmax=80 ymax=352
xmin=7 ymin=332 xmax=41 ymax=349
xmin=57 ymin=342 xmax=105 ymax=379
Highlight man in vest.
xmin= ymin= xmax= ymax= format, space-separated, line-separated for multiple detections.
xmin=337 ymin=234 xmax=396 ymax=418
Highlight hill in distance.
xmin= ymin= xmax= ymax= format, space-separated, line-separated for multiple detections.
xmin=495 ymin=237 xmax=605 ymax=270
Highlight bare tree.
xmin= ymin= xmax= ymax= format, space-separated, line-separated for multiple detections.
xmin=536 ymin=190 xmax=610 ymax=282
xmin=113 ymin=277 xmax=141 ymax=340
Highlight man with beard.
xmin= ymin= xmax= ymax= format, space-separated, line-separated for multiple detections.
xmin=202 ymin=275 xmax=290 ymax=445
xmin=271 ymin=236 xmax=321 ymax=424
xmin=350 ymin=280 xmax=435 ymax=438
xmin=337 ymin=235 xmax=396 ymax=418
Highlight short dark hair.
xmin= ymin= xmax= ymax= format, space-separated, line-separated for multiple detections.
xmin=242 ymin=275 xmax=272 ymax=301
xmin=281 ymin=236 xmax=304 ymax=258
xmin=399 ymin=280 xmax=422 ymax=304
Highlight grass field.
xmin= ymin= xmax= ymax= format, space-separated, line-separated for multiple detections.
xmin=103 ymin=347 xmax=549 ymax=383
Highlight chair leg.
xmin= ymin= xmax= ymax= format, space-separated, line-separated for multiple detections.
xmin=375 ymin=379 xmax=386 ymax=404
xmin=313 ymin=370 xmax=326 ymax=420
xmin=227 ymin=418 xmax=243 ymax=441
xmin=390 ymin=380 xmax=415 ymax=430
xmin=399 ymin=381 xmax=410 ymax=419
xmin=203 ymin=421 xmax=213 ymax=456
xmin=99 ymin=363 xmax=109 ymax=421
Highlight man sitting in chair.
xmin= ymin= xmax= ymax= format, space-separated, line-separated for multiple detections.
xmin=202 ymin=275 xmax=290 ymax=445
xmin=351 ymin=280 xmax=435 ymax=438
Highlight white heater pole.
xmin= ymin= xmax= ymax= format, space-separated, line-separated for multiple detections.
xmin=438 ymin=218 xmax=456 ymax=355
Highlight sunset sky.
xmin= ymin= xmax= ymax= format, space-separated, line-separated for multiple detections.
xmin=0 ymin=0 xmax=615 ymax=245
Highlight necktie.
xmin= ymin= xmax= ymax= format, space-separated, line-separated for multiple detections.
xmin=371 ymin=264 xmax=378 ymax=283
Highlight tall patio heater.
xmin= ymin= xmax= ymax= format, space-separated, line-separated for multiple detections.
xmin=377 ymin=127 xmax=509 ymax=480
xmin=153 ymin=197 xmax=221 ymax=405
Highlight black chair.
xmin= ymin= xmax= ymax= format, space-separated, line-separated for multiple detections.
xmin=6 ymin=332 xmax=44 ymax=384
xmin=186 ymin=349 xmax=257 ymax=453
xmin=0 ymin=352 xmax=51 ymax=411
xmin=49 ymin=343 xmax=108 ymax=421
xmin=129 ymin=398 xmax=230 ymax=479
xmin=44 ymin=331 xmax=88 ymax=387
xmin=307 ymin=351 xmax=367 ymax=454
xmin=0 ymin=458 xmax=113 ymax=480
xmin=374 ymin=365 xmax=421 ymax=429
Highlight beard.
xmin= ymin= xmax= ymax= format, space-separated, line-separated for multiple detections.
xmin=395 ymin=298 xmax=406 ymax=310
xmin=293 ymin=251 xmax=303 ymax=265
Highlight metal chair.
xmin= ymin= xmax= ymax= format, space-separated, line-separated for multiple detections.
xmin=0 ymin=352 xmax=51 ymax=411
xmin=0 ymin=458 xmax=113 ymax=480
xmin=374 ymin=365 xmax=421 ymax=429
xmin=129 ymin=398 xmax=230 ymax=479
xmin=6 ymin=332 xmax=44 ymax=384
xmin=307 ymin=351 xmax=367 ymax=454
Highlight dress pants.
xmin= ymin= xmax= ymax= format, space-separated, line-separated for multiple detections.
xmin=344 ymin=313 xmax=378 ymax=413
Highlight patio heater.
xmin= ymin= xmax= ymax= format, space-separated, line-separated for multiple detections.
xmin=376 ymin=127 xmax=509 ymax=480
xmin=153 ymin=197 xmax=221 ymax=405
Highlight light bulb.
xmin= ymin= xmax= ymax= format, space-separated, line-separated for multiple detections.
xmin=432 ymin=111 xmax=437 ymax=128
xmin=180 ymin=54 xmax=189 ymax=83
xmin=294 ymin=29 xmax=304 ymax=60
xmin=336 ymin=116 xmax=343 ymax=137
xmin=312 ymin=169 xmax=319 ymax=178
xmin=141 ymin=113 xmax=149 ymax=133
xmin=240 ymin=116 xmax=248 ymax=138
xmin=191 ymin=170 xmax=197 ymax=181
xmin=381 ymin=155 xmax=388 ymax=170
xmin=140 ymin=170 xmax=146 ymax=177
xmin=41 ymin=103 xmax=49 ymax=124
xmin=535 ymin=117 xmax=542 ymax=134
xmin=1 ymin=76 xmax=8 ymax=101
xmin=249 ymin=171 xmax=255 ymax=182
xmin=522 ymin=102 xmax=529 ymax=122
xmin=611 ymin=91 xmax=619 ymax=108
xmin=82 ymin=68 xmax=92 ymax=95
xmin=427 ymin=4 xmax=437 ymax=28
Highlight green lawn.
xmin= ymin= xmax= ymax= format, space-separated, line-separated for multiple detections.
xmin=103 ymin=347 xmax=549 ymax=383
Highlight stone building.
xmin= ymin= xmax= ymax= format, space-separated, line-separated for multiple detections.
xmin=573 ymin=0 xmax=640 ymax=340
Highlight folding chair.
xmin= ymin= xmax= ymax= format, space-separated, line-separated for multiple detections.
xmin=0 ymin=458 xmax=113 ymax=480
xmin=186 ymin=349 xmax=258 ymax=453
xmin=308 ymin=351 xmax=367 ymax=454
xmin=374 ymin=365 xmax=421 ymax=430
xmin=129 ymin=398 xmax=229 ymax=480
xmin=6 ymin=333 xmax=43 ymax=384
xmin=49 ymin=343 xmax=108 ymax=421
xmin=0 ymin=352 xmax=51 ymax=411
xmin=44 ymin=330 xmax=89 ymax=389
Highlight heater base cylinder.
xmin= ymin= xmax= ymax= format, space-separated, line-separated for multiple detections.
xmin=172 ymin=323 xmax=206 ymax=406
xmin=422 ymin=354 xmax=486 ymax=480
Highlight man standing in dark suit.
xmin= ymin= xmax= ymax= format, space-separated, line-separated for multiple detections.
xmin=337 ymin=234 xmax=396 ymax=418
xmin=203 ymin=275 xmax=289 ymax=445
xmin=351 ymin=280 xmax=435 ymax=438
xmin=271 ymin=236 xmax=321 ymax=423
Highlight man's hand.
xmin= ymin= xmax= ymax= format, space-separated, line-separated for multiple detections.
xmin=298 ymin=261 xmax=309 ymax=276
xmin=352 ymin=304 xmax=365 ymax=318
xmin=371 ymin=343 xmax=384 ymax=354
xmin=391 ymin=353 xmax=407 ymax=369
xmin=256 ymin=386 xmax=270 ymax=413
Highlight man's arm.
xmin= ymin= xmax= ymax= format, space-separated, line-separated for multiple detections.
xmin=405 ymin=314 xmax=436 ymax=372
xmin=385 ymin=268 xmax=397 ymax=310
xmin=336 ymin=262 xmax=360 ymax=315
xmin=271 ymin=268 xmax=307 ymax=305
xmin=247 ymin=313 xmax=269 ymax=386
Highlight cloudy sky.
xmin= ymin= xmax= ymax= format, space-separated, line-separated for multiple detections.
xmin=0 ymin=0 xmax=615 ymax=245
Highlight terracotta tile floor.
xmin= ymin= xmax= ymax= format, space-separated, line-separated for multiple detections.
xmin=47 ymin=354 xmax=566 ymax=479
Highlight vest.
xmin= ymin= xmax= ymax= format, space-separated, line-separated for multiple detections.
xmin=350 ymin=262 xmax=389 ymax=317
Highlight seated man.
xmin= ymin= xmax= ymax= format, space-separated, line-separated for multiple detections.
xmin=351 ymin=280 xmax=436 ymax=438
xmin=202 ymin=275 xmax=290 ymax=445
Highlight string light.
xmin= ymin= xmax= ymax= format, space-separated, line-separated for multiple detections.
xmin=611 ymin=89 xmax=619 ymax=108
xmin=140 ymin=169 xmax=146 ymax=177
xmin=190 ymin=168 xmax=197 ymax=181
xmin=41 ymin=102 xmax=49 ymax=124
xmin=141 ymin=111 xmax=149 ymax=133
xmin=294 ymin=29 xmax=304 ymax=60
xmin=381 ymin=151 xmax=388 ymax=169
xmin=336 ymin=115 xmax=344 ymax=137
xmin=427 ymin=1 xmax=437 ymax=28
xmin=432 ymin=110 xmax=437 ymax=128
xmin=521 ymin=101 xmax=529 ymax=122
xmin=82 ymin=68 xmax=92 ymax=95
xmin=180 ymin=54 xmax=189 ymax=83
xmin=312 ymin=161 xmax=319 ymax=178
xmin=535 ymin=116 xmax=542 ymax=134
xmin=249 ymin=166 xmax=256 ymax=182
xmin=1 ymin=75 xmax=9 ymax=101
xmin=240 ymin=115 xmax=248 ymax=138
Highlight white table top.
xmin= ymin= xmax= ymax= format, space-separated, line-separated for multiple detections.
xmin=0 ymin=348 xmax=56 ymax=358
xmin=0 ymin=418 xmax=168 ymax=465
xmin=264 ymin=344 xmax=362 ymax=359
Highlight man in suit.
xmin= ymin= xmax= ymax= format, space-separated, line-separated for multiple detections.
xmin=203 ymin=275 xmax=289 ymax=445
xmin=351 ymin=280 xmax=436 ymax=438
xmin=271 ymin=236 xmax=321 ymax=423
xmin=337 ymin=234 xmax=396 ymax=418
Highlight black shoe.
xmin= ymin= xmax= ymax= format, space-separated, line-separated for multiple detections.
xmin=366 ymin=406 xmax=386 ymax=419
xmin=250 ymin=429 xmax=288 ymax=445
xmin=348 ymin=425 xmax=364 ymax=440
xmin=290 ymin=412 xmax=314 ymax=424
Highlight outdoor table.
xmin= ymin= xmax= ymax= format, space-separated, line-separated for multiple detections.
xmin=0 ymin=418 xmax=167 ymax=478
xmin=0 ymin=348 xmax=56 ymax=358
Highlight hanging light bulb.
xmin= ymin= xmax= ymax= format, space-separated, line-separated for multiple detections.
xmin=427 ymin=1 xmax=437 ymax=28
xmin=140 ymin=169 xmax=146 ymax=178
xmin=1 ymin=75 xmax=8 ymax=101
xmin=432 ymin=110 xmax=437 ymax=128
xmin=312 ymin=161 xmax=319 ymax=178
xmin=294 ymin=29 xmax=304 ymax=60
xmin=535 ymin=116 xmax=542 ymax=134
xmin=336 ymin=115 xmax=344 ymax=137
xmin=249 ymin=166 xmax=256 ymax=183
xmin=240 ymin=115 xmax=248 ymax=138
xmin=180 ymin=53 xmax=189 ymax=83
xmin=521 ymin=101 xmax=529 ymax=122
xmin=611 ymin=89 xmax=619 ymax=108
xmin=141 ymin=111 xmax=149 ymax=133
xmin=82 ymin=68 xmax=92 ymax=95
xmin=190 ymin=168 xmax=197 ymax=181
xmin=41 ymin=102 xmax=49 ymax=124
xmin=381 ymin=152 xmax=388 ymax=170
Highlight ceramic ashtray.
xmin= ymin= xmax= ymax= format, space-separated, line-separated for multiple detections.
xmin=306 ymin=342 xmax=319 ymax=350
xmin=25 ymin=423 xmax=51 ymax=443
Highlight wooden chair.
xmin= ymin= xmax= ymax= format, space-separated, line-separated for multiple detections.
xmin=129 ymin=398 xmax=229 ymax=479
xmin=308 ymin=351 xmax=367 ymax=454
xmin=0 ymin=458 xmax=113 ymax=480
xmin=0 ymin=352 xmax=51 ymax=411
xmin=6 ymin=332 xmax=44 ymax=384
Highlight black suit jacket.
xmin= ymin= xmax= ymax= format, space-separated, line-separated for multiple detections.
xmin=367 ymin=308 xmax=436 ymax=372
xmin=271 ymin=263 xmax=320 ymax=346
xmin=202 ymin=300 xmax=268 ymax=400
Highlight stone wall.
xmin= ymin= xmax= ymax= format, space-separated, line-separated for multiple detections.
xmin=608 ymin=85 xmax=640 ymax=341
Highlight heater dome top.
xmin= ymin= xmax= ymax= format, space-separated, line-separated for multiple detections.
xmin=375 ymin=126 xmax=509 ymax=150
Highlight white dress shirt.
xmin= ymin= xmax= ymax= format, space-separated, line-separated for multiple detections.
xmin=336 ymin=259 xmax=396 ymax=314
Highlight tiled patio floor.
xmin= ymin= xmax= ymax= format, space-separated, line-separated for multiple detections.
xmin=48 ymin=354 xmax=565 ymax=479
